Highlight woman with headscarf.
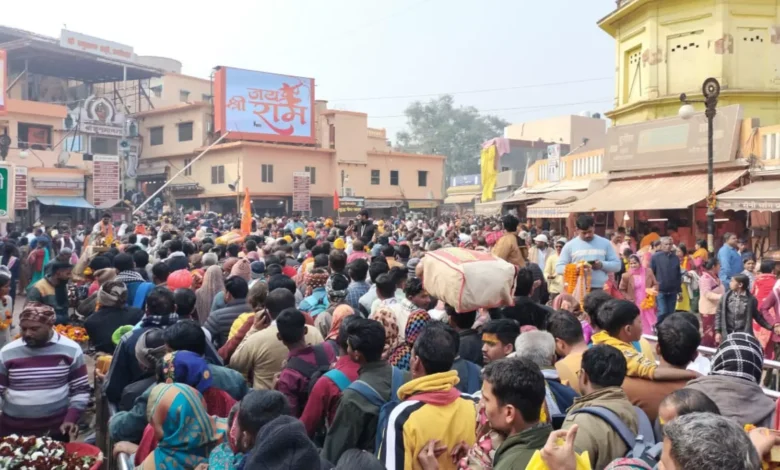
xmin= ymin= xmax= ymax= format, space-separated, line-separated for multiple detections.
xmin=389 ymin=310 xmax=431 ymax=371
xmin=315 ymin=273 xmax=350 ymax=339
xmin=131 ymin=352 xmax=237 ymax=466
xmin=619 ymin=254 xmax=659 ymax=335
xmin=17 ymin=237 xmax=31 ymax=298
xmin=113 ymin=383 xmax=228 ymax=469
xmin=84 ymin=281 xmax=143 ymax=354
xmin=323 ymin=304 xmax=354 ymax=352
xmin=196 ymin=265 xmax=225 ymax=325
xmin=26 ymin=238 xmax=49 ymax=289
xmin=372 ymin=305 xmax=400 ymax=361
xmin=685 ymin=332 xmax=775 ymax=427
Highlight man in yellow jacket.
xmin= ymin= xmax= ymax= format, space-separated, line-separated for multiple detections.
xmin=379 ymin=322 xmax=477 ymax=470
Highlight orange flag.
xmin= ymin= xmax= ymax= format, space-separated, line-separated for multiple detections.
xmin=240 ymin=187 xmax=252 ymax=236
xmin=333 ymin=190 xmax=340 ymax=211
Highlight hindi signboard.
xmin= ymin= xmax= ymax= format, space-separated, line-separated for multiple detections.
xmin=338 ymin=197 xmax=365 ymax=218
xmin=547 ymin=144 xmax=561 ymax=182
xmin=60 ymin=29 xmax=135 ymax=62
xmin=292 ymin=171 xmax=311 ymax=213
xmin=603 ymin=104 xmax=742 ymax=172
xmin=14 ymin=167 xmax=27 ymax=211
xmin=93 ymin=155 xmax=120 ymax=208
xmin=68 ymin=95 xmax=125 ymax=137
xmin=0 ymin=50 xmax=6 ymax=116
xmin=214 ymin=67 xmax=315 ymax=144
xmin=0 ymin=165 xmax=13 ymax=220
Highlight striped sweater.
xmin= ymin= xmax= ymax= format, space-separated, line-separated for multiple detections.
xmin=0 ymin=333 xmax=90 ymax=435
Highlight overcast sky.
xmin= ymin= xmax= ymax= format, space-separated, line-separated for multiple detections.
xmin=4 ymin=0 xmax=618 ymax=140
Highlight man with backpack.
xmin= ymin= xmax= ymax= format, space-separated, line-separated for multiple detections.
xmin=379 ymin=322 xmax=477 ymax=469
xmin=563 ymin=344 xmax=651 ymax=469
xmin=275 ymin=308 xmax=337 ymax=417
xmin=321 ymin=317 xmax=403 ymax=463
xmin=300 ymin=315 xmax=360 ymax=437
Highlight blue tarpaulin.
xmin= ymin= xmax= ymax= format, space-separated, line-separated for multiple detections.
xmin=36 ymin=196 xmax=95 ymax=209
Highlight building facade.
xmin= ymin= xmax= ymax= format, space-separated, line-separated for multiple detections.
xmin=600 ymin=0 xmax=780 ymax=127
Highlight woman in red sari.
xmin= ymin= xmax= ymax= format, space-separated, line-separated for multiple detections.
xmin=755 ymin=259 xmax=780 ymax=359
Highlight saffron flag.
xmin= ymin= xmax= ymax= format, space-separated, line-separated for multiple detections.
xmin=240 ymin=187 xmax=252 ymax=236
xmin=333 ymin=190 xmax=340 ymax=211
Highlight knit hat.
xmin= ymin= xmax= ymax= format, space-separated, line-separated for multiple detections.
xmin=306 ymin=271 xmax=329 ymax=289
xmin=98 ymin=280 xmax=128 ymax=308
xmin=94 ymin=267 xmax=118 ymax=285
xmin=168 ymin=269 xmax=194 ymax=290
xmin=711 ymin=332 xmax=764 ymax=384
xmin=407 ymin=258 xmax=420 ymax=278
xmin=202 ymin=252 xmax=218 ymax=267
xmin=245 ymin=416 xmax=328 ymax=470
xmin=251 ymin=261 xmax=266 ymax=280
xmin=230 ymin=258 xmax=251 ymax=281
xmin=135 ymin=328 xmax=166 ymax=371
xmin=20 ymin=302 xmax=55 ymax=326
xmin=333 ymin=238 xmax=346 ymax=250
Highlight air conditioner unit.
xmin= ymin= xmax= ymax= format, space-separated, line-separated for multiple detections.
xmin=343 ymin=187 xmax=355 ymax=197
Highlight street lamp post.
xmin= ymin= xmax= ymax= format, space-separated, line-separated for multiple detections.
xmin=679 ymin=77 xmax=721 ymax=254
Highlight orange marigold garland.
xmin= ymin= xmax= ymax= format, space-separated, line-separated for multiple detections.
xmin=640 ymin=293 xmax=656 ymax=310
xmin=55 ymin=325 xmax=90 ymax=343
xmin=564 ymin=262 xmax=592 ymax=310
xmin=0 ymin=309 xmax=12 ymax=331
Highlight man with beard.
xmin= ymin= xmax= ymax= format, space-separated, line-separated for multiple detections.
xmin=0 ymin=303 xmax=89 ymax=438
xmin=27 ymin=261 xmax=72 ymax=325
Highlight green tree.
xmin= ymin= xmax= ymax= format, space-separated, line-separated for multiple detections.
xmin=395 ymin=95 xmax=509 ymax=183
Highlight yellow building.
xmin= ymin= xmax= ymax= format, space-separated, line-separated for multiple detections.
xmin=599 ymin=0 xmax=780 ymax=126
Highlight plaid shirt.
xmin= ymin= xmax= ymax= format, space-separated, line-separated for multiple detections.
xmin=346 ymin=280 xmax=371 ymax=313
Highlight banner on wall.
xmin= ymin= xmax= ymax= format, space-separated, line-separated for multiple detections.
xmin=93 ymin=155 xmax=120 ymax=208
xmin=292 ymin=172 xmax=311 ymax=212
xmin=14 ymin=167 xmax=27 ymax=211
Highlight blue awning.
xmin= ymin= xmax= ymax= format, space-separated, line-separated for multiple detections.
xmin=36 ymin=196 xmax=95 ymax=209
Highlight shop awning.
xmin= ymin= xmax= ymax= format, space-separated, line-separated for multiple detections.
xmin=526 ymin=191 xmax=585 ymax=219
xmin=567 ymin=169 xmax=746 ymax=213
xmin=444 ymin=194 xmax=478 ymax=205
xmin=36 ymin=196 xmax=95 ymax=209
xmin=717 ymin=181 xmax=780 ymax=212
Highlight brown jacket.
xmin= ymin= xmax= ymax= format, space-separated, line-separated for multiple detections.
xmin=618 ymin=268 xmax=658 ymax=302
xmin=492 ymin=233 xmax=526 ymax=267
xmin=622 ymin=376 xmax=688 ymax=422
xmin=562 ymin=387 xmax=639 ymax=470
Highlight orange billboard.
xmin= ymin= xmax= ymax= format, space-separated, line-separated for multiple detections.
xmin=0 ymin=50 xmax=6 ymax=116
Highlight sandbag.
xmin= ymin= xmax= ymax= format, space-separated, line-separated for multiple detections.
xmin=422 ymin=247 xmax=517 ymax=313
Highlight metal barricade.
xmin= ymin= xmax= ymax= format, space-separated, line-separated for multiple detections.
xmin=642 ymin=334 xmax=780 ymax=399
xmin=95 ymin=371 xmax=131 ymax=470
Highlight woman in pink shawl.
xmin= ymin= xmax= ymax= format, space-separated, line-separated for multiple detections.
xmin=618 ymin=255 xmax=659 ymax=335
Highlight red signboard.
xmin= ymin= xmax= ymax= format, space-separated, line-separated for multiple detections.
xmin=93 ymin=155 xmax=120 ymax=208
xmin=292 ymin=171 xmax=311 ymax=213
xmin=14 ymin=167 xmax=27 ymax=211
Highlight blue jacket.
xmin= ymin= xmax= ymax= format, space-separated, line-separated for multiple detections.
xmin=717 ymin=245 xmax=743 ymax=284
xmin=650 ymin=251 xmax=682 ymax=294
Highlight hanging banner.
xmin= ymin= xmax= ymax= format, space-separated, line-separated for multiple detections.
xmin=14 ymin=167 xmax=27 ymax=211
xmin=93 ymin=155 xmax=120 ymax=208
xmin=292 ymin=171 xmax=311 ymax=213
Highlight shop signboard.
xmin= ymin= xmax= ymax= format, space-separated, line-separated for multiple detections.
xmin=292 ymin=171 xmax=311 ymax=212
xmin=0 ymin=165 xmax=14 ymax=220
xmin=214 ymin=67 xmax=315 ymax=144
xmin=93 ymin=155 xmax=120 ymax=208
xmin=338 ymin=197 xmax=365 ymax=217
xmin=547 ymin=144 xmax=561 ymax=182
xmin=603 ymin=105 xmax=742 ymax=172
xmin=450 ymin=174 xmax=480 ymax=187
xmin=14 ymin=167 xmax=27 ymax=211
xmin=0 ymin=50 xmax=6 ymax=116
xmin=60 ymin=29 xmax=135 ymax=62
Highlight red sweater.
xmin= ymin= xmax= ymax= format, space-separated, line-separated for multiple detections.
xmin=299 ymin=355 xmax=360 ymax=436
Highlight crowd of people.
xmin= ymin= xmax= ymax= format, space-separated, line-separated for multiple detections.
xmin=0 ymin=209 xmax=777 ymax=469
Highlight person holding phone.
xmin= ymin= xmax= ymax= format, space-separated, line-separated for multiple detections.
xmin=555 ymin=215 xmax=622 ymax=291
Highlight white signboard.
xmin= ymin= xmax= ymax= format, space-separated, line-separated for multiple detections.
xmin=60 ymin=29 xmax=135 ymax=62
xmin=547 ymin=144 xmax=561 ymax=183
xmin=68 ymin=95 xmax=125 ymax=137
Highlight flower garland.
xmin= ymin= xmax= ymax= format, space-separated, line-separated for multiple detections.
xmin=0 ymin=434 xmax=97 ymax=469
xmin=55 ymin=325 xmax=89 ymax=343
xmin=0 ymin=309 xmax=12 ymax=331
xmin=640 ymin=293 xmax=656 ymax=310
xmin=563 ymin=262 xmax=591 ymax=310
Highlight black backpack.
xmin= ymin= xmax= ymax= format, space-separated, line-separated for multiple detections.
xmin=284 ymin=343 xmax=333 ymax=404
